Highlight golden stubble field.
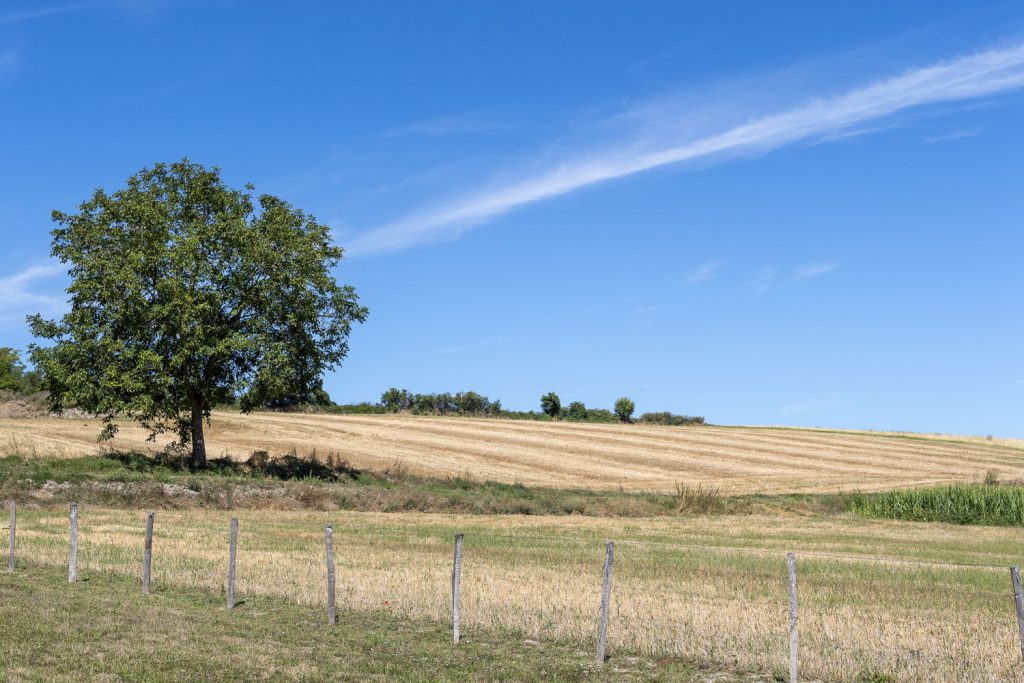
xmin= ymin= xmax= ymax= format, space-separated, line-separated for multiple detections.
xmin=10 ymin=507 xmax=1024 ymax=682
xmin=3 ymin=411 xmax=1023 ymax=494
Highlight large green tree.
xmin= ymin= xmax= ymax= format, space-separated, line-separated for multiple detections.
xmin=28 ymin=160 xmax=368 ymax=467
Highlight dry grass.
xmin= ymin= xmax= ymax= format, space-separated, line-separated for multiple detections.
xmin=8 ymin=506 xmax=1022 ymax=682
xmin=3 ymin=411 xmax=1023 ymax=494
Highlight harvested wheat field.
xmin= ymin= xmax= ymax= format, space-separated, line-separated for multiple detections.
xmin=10 ymin=506 xmax=1024 ymax=682
xmin=3 ymin=412 xmax=1023 ymax=494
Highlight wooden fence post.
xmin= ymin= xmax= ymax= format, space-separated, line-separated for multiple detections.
xmin=788 ymin=552 xmax=798 ymax=683
xmin=452 ymin=533 xmax=464 ymax=644
xmin=142 ymin=512 xmax=154 ymax=595
xmin=325 ymin=524 xmax=336 ymax=625
xmin=595 ymin=540 xmax=615 ymax=664
xmin=227 ymin=518 xmax=238 ymax=609
xmin=1010 ymin=566 xmax=1024 ymax=665
xmin=68 ymin=502 xmax=78 ymax=583
xmin=7 ymin=501 xmax=14 ymax=572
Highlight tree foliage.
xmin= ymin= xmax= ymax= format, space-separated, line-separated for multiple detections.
xmin=565 ymin=401 xmax=588 ymax=421
xmin=0 ymin=347 xmax=43 ymax=394
xmin=379 ymin=387 xmax=501 ymax=416
xmin=28 ymin=160 xmax=367 ymax=466
xmin=637 ymin=412 xmax=704 ymax=426
xmin=614 ymin=396 xmax=635 ymax=423
xmin=539 ymin=392 xmax=561 ymax=417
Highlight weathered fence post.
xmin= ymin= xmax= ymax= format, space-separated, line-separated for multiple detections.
xmin=227 ymin=517 xmax=238 ymax=609
xmin=68 ymin=502 xmax=78 ymax=583
xmin=7 ymin=501 xmax=14 ymax=572
xmin=142 ymin=512 xmax=154 ymax=595
xmin=1010 ymin=566 xmax=1024 ymax=665
xmin=788 ymin=552 xmax=798 ymax=683
xmin=595 ymin=540 xmax=615 ymax=664
xmin=452 ymin=533 xmax=464 ymax=644
xmin=325 ymin=524 xmax=336 ymax=625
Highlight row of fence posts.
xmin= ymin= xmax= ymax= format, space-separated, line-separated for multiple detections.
xmin=7 ymin=500 xmax=1024 ymax=680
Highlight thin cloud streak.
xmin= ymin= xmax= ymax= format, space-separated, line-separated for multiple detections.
xmin=0 ymin=1 xmax=167 ymax=25
xmin=753 ymin=268 xmax=778 ymax=293
xmin=383 ymin=114 xmax=512 ymax=139
xmin=924 ymin=127 xmax=984 ymax=143
xmin=794 ymin=263 xmax=838 ymax=280
xmin=0 ymin=49 xmax=18 ymax=77
xmin=0 ymin=262 xmax=67 ymax=314
xmin=349 ymin=42 xmax=1024 ymax=256
xmin=687 ymin=259 xmax=729 ymax=283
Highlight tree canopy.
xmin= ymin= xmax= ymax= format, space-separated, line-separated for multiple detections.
xmin=0 ymin=347 xmax=42 ymax=394
xmin=29 ymin=160 xmax=368 ymax=466
xmin=540 ymin=392 xmax=561 ymax=418
xmin=614 ymin=396 xmax=635 ymax=423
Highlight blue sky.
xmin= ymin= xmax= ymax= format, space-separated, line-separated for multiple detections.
xmin=1 ymin=1 xmax=1022 ymax=436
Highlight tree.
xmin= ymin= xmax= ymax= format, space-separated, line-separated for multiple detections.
xmin=566 ymin=401 xmax=587 ymax=420
xmin=28 ymin=160 xmax=368 ymax=467
xmin=540 ymin=392 xmax=561 ymax=418
xmin=0 ymin=347 xmax=27 ymax=392
xmin=380 ymin=387 xmax=412 ymax=412
xmin=0 ymin=348 xmax=42 ymax=394
xmin=268 ymin=383 xmax=334 ymax=409
xmin=614 ymin=396 xmax=635 ymax=423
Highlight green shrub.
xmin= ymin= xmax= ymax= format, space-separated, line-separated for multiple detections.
xmin=638 ymin=411 xmax=705 ymax=426
xmin=565 ymin=401 xmax=588 ymax=421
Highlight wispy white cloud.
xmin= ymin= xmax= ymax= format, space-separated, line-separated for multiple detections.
xmin=635 ymin=304 xmax=670 ymax=314
xmin=0 ymin=48 xmax=18 ymax=77
xmin=753 ymin=268 xmax=778 ymax=293
xmin=383 ymin=114 xmax=512 ymax=139
xmin=0 ymin=0 xmax=168 ymax=25
xmin=0 ymin=2 xmax=94 ymax=24
xmin=349 ymin=42 xmax=1024 ymax=256
xmin=687 ymin=259 xmax=730 ymax=283
xmin=0 ymin=262 xmax=67 ymax=316
xmin=793 ymin=263 xmax=838 ymax=280
xmin=924 ymin=127 xmax=984 ymax=143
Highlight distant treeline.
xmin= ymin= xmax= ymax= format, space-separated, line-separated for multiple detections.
xmin=273 ymin=386 xmax=704 ymax=426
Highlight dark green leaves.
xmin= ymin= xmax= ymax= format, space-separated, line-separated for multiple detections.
xmin=29 ymin=159 xmax=368 ymax=452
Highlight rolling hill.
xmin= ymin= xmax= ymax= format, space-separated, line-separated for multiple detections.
xmin=3 ymin=411 xmax=1022 ymax=494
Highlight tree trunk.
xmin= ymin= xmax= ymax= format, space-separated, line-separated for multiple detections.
xmin=190 ymin=395 xmax=207 ymax=468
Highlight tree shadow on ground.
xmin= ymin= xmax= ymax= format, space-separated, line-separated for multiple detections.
xmin=102 ymin=449 xmax=360 ymax=482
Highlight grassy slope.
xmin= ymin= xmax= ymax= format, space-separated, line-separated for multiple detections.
xmin=7 ymin=453 xmax=1024 ymax=528
xmin=0 ymin=565 xmax=720 ymax=683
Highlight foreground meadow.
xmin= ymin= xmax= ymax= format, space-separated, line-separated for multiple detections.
xmin=4 ymin=411 xmax=1023 ymax=494
xmin=1 ymin=566 xmax=720 ymax=682
xmin=9 ymin=506 xmax=1024 ymax=682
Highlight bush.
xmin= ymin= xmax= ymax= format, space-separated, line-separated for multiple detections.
xmin=614 ymin=397 xmax=635 ymax=423
xmin=540 ymin=392 xmax=561 ymax=418
xmin=330 ymin=402 xmax=388 ymax=415
xmin=565 ymin=401 xmax=588 ymax=421
xmin=583 ymin=408 xmax=617 ymax=423
xmin=638 ymin=412 xmax=704 ymax=426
